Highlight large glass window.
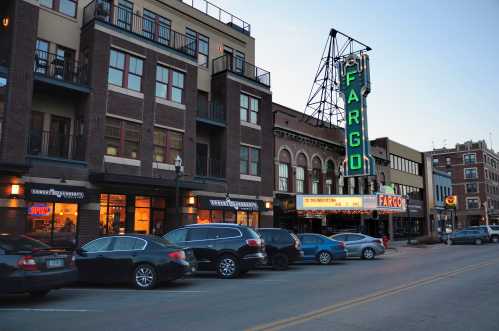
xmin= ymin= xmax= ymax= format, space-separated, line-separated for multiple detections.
xmin=99 ymin=194 xmax=126 ymax=235
xmin=240 ymin=146 xmax=260 ymax=176
xmin=105 ymin=118 xmax=141 ymax=159
xmin=312 ymin=168 xmax=321 ymax=194
xmin=153 ymin=128 xmax=183 ymax=164
xmin=155 ymin=65 xmax=185 ymax=104
xmin=240 ymin=94 xmax=259 ymax=124
xmin=117 ymin=0 xmax=133 ymax=31
xmin=108 ymin=49 xmax=143 ymax=92
xmin=236 ymin=211 xmax=259 ymax=228
xmin=278 ymin=163 xmax=289 ymax=192
xmin=466 ymin=198 xmax=480 ymax=210
xmin=296 ymin=166 xmax=305 ymax=193
xmin=463 ymin=153 xmax=477 ymax=165
xmin=171 ymin=71 xmax=184 ymax=104
xmin=466 ymin=182 xmax=478 ymax=193
xmin=143 ymin=9 xmax=171 ymax=45
xmin=155 ymin=65 xmax=169 ymax=99
xmin=464 ymin=168 xmax=478 ymax=179
xmin=26 ymin=202 xmax=78 ymax=249
xmin=40 ymin=0 xmax=77 ymax=17
xmin=134 ymin=196 xmax=150 ymax=234
xmin=186 ymin=28 xmax=209 ymax=67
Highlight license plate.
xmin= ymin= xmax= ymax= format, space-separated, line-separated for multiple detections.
xmin=46 ymin=259 xmax=64 ymax=268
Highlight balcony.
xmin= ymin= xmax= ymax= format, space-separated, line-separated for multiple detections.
xmin=27 ymin=130 xmax=85 ymax=162
xmin=197 ymin=102 xmax=225 ymax=126
xmin=196 ymin=157 xmax=225 ymax=179
xmin=180 ymin=0 xmax=250 ymax=35
xmin=34 ymin=51 xmax=89 ymax=90
xmin=213 ymin=54 xmax=270 ymax=88
xmin=83 ymin=1 xmax=196 ymax=59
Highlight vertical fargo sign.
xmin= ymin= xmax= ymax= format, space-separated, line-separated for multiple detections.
xmin=340 ymin=53 xmax=376 ymax=177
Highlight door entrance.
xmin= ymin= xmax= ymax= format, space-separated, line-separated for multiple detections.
xmin=49 ymin=115 xmax=71 ymax=158
xmin=196 ymin=143 xmax=208 ymax=176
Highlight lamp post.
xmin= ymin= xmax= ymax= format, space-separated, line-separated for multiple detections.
xmin=175 ymin=155 xmax=183 ymax=225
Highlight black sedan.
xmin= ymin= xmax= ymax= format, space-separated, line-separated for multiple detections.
xmin=0 ymin=234 xmax=78 ymax=297
xmin=446 ymin=229 xmax=490 ymax=245
xmin=75 ymin=234 xmax=196 ymax=289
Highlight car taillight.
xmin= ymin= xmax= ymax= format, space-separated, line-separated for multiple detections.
xmin=168 ymin=250 xmax=186 ymax=261
xmin=17 ymin=256 xmax=39 ymax=272
xmin=246 ymin=239 xmax=262 ymax=247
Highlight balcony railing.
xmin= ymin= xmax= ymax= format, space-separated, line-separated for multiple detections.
xmin=196 ymin=156 xmax=225 ymax=178
xmin=27 ymin=130 xmax=85 ymax=161
xmin=83 ymin=1 xmax=196 ymax=58
xmin=180 ymin=0 xmax=250 ymax=35
xmin=197 ymin=102 xmax=225 ymax=124
xmin=213 ymin=54 xmax=270 ymax=88
xmin=34 ymin=50 xmax=88 ymax=85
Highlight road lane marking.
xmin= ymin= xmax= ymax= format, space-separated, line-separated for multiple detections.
xmin=0 ymin=308 xmax=95 ymax=312
xmin=247 ymin=258 xmax=499 ymax=331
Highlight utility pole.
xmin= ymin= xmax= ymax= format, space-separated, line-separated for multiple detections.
xmin=484 ymin=202 xmax=489 ymax=227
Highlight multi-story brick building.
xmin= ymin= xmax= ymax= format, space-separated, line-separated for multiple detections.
xmin=0 ymin=0 xmax=273 ymax=247
xmin=429 ymin=140 xmax=499 ymax=227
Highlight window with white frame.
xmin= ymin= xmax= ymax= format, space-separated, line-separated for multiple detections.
xmin=278 ymin=163 xmax=289 ymax=192
xmin=465 ymin=182 xmax=478 ymax=194
xmin=463 ymin=153 xmax=476 ymax=165
xmin=464 ymin=168 xmax=478 ymax=179
xmin=296 ymin=167 xmax=305 ymax=194
xmin=465 ymin=197 xmax=480 ymax=209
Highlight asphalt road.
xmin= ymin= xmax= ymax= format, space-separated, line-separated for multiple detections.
xmin=1 ymin=244 xmax=499 ymax=331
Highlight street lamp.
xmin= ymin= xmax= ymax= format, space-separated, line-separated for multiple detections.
xmin=175 ymin=155 xmax=183 ymax=225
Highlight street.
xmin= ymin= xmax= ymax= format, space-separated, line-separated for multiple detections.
xmin=1 ymin=244 xmax=499 ymax=331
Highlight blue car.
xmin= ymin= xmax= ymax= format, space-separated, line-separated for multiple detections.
xmin=297 ymin=233 xmax=347 ymax=265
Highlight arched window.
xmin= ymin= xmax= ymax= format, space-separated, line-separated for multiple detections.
xmin=325 ymin=160 xmax=335 ymax=194
xmin=278 ymin=149 xmax=291 ymax=192
xmin=311 ymin=156 xmax=322 ymax=194
xmin=296 ymin=153 xmax=308 ymax=194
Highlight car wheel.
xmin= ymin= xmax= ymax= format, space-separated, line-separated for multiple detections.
xmin=491 ymin=236 xmax=499 ymax=244
xmin=447 ymin=239 xmax=453 ymax=245
xmin=29 ymin=290 xmax=50 ymax=298
xmin=475 ymin=238 xmax=483 ymax=245
xmin=133 ymin=264 xmax=157 ymax=290
xmin=272 ymin=254 xmax=289 ymax=270
xmin=362 ymin=248 xmax=375 ymax=260
xmin=216 ymin=255 xmax=240 ymax=279
xmin=317 ymin=251 xmax=332 ymax=265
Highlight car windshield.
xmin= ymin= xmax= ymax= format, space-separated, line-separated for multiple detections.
xmin=0 ymin=235 xmax=51 ymax=252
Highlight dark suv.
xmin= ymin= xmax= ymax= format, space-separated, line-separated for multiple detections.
xmin=164 ymin=224 xmax=266 ymax=278
xmin=256 ymin=228 xmax=303 ymax=270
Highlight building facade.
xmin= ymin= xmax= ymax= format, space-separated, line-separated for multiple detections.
xmin=429 ymin=140 xmax=499 ymax=227
xmin=0 ymin=0 xmax=273 ymax=248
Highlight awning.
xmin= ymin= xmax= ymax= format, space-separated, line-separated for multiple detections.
xmin=89 ymin=172 xmax=204 ymax=191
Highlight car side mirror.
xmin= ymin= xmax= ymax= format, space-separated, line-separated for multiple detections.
xmin=76 ymin=248 xmax=87 ymax=256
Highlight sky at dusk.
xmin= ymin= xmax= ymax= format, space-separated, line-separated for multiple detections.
xmin=214 ymin=0 xmax=499 ymax=152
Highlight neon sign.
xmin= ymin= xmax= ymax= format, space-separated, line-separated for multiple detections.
xmin=340 ymin=53 xmax=376 ymax=177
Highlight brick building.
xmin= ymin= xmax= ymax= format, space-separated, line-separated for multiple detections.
xmin=428 ymin=140 xmax=499 ymax=227
xmin=0 ymin=0 xmax=273 ymax=248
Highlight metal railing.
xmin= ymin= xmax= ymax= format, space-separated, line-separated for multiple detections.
xmin=196 ymin=156 xmax=225 ymax=178
xmin=27 ymin=130 xmax=85 ymax=161
xmin=213 ymin=54 xmax=270 ymax=88
xmin=34 ymin=50 xmax=88 ymax=85
xmin=197 ymin=101 xmax=225 ymax=124
xmin=83 ymin=0 xmax=196 ymax=58
xmin=180 ymin=0 xmax=250 ymax=35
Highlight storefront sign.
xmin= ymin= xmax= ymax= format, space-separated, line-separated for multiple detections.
xmin=197 ymin=196 xmax=263 ymax=212
xmin=340 ymin=53 xmax=376 ymax=177
xmin=29 ymin=203 xmax=51 ymax=217
xmin=25 ymin=184 xmax=86 ymax=203
xmin=408 ymin=200 xmax=425 ymax=218
xmin=445 ymin=195 xmax=457 ymax=209
xmin=297 ymin=194 xmax=406 ymax=213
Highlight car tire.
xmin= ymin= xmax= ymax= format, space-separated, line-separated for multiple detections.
xmin=216 ymin=254 xmax=240 ymax=279
xmin=475 ymin=238 xmax=483 ymax=245
xmin=447 ymin=239 xmax=453 ymax=245
xmin=361 ymin=248 xmax=375 ymax=260
xmin=271 ymin=253 xmax=289 ymax=270
xmin=491 ymin=236 xmax=499 ymax=244
xmin=29 ymin=290 xmax=50 ymax=298
xmin=317 ymin=251 xmax=332 ymax=265
xmin=133 ymin=264 xmax=157 ymax=290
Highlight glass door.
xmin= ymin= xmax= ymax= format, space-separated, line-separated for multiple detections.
xmin=49 ymin=115 xmax=71 ymax=158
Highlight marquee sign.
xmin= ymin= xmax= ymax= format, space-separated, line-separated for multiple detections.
xmin=297 ymin=194 xmax=406 ymax=213
xmin=339 ymin=53 xmax=376 ymax=177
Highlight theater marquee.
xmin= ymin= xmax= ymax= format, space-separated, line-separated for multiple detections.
xmin=297 ymin=194 xmax=406 ymax=213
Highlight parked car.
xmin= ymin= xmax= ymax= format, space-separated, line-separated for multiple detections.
xmin=164 ymin=224 xmax=266 ymax=278
xmin=464 ymin=226 xmax=498 ymax=243
xmin=297 ymin=233 xmax=346 ymax=265
xmin=330 ymin=233 xmax=385 ymax=260
xmin=257 ymin=228 xmax=303 ymax=270
xmin=0 ymin=234 xmax=78 ymax=297
xmin=446 ymin=229 xmax=489 ymax=245
xmin=75 ymin=234 xmax=195 ymax=289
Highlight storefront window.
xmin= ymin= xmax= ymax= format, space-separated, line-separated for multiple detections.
xmin=197 ymin=210 xmax=210 ymax=224
xmin=212 ymin=210 xmax=224 ymax=223
xmin=27 ymin=202 xmax=78 ymax=249
xmin=236 ymin=211 xmax=259 ymax=228
xmin=134 ymin=196 xmax=151 ymax=234
xmin=99 ymin=194 xmax=126 ymax=235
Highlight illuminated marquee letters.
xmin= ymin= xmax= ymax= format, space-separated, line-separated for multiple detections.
xmin=340 ymin=54 xmax=376 ymax=177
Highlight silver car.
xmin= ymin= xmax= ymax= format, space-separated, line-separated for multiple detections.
xmin=330 ymin=233 xmax=385 ymax=260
